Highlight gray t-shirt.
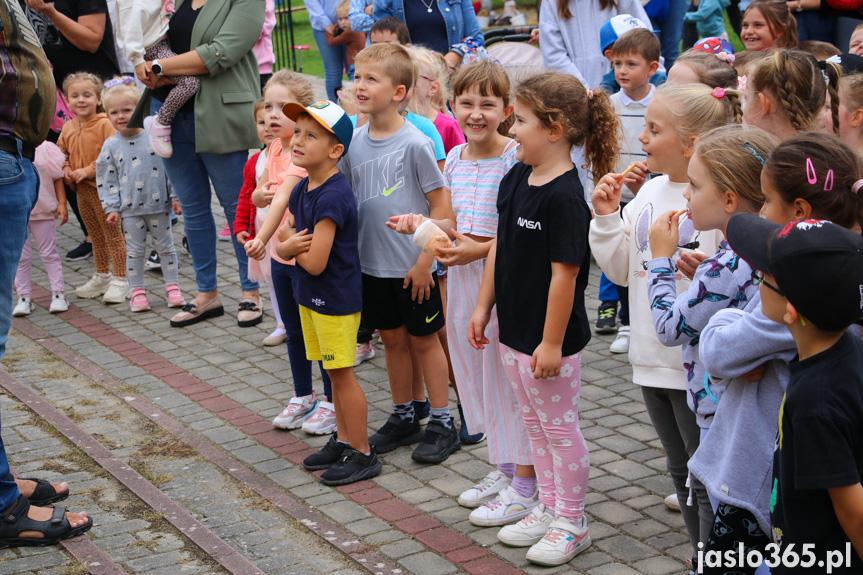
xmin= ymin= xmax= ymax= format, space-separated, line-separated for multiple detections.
xmin=339 ymin=120 xmax=445 ymax=278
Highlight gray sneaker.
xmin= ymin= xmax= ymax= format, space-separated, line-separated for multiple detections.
xmin=103 ymin=278 xmax=131 ymax=303
xmin=76 ymin=274 xmax=112 ymax=299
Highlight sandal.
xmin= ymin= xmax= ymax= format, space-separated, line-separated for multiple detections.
xmin=4 ymin=474 xmax=69 ymax=507
xmin=0 ymin=495 xmax=92 ymax=548
xmin=237 ymin=300 xmax=263 ymax=327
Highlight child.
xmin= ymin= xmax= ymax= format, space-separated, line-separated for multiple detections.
xmin=850 ymin=23 xmax=863 ymax=57
xmin=589 ymin=83 xmax=732 ymax=563
xmin=682 ymin=0 xmax=730 ymax=41
xmin=839 ymin=73 xmax=863 ymax=156
xmin=13 ymin=141 xmax=69 ymax=317
xmin=116 ymin=0 xmax=200 ymax=157
xmin=467 ymin=72 xmax=619 ymax=566
xmin=725 ymin=213 xmax=863 ymax=575
xmin=339 ymin=43 xmax=459 ymax=463
xmin=743 ymin=50 xmax=839 ymax=140
xmin=694 ymin=132 xmax=863 ymax=575
xmin=409 ymin=46 xmax=466 ymax=155
xmin=277 ymin=99 xmax=380 ymax=485
xmin=388 ymin=60 xmax=536 ymax=525
xmin=58 ymin=72 xmax=129 ymax=304
xmin=665 ymin=50 xmax=738 ymax=88
xmin=739 ymin=0 xmax=797 ymax=52
xmin=244 ymin=71 xmax=335 ymax=434
xmin=599 ymin=15 xmax=667 ymax=94
xmin=325 ymin=0 xmax=366 ymax=83
xmin=97 ymin=78 xmax=184 ymax=312
xmin=599 ymin=27 xmax=661 ymax=352
xmin=234 ymin=100 xmax=286 ymax=346
xmin=368 ymin=16 xmax=410 ymax=45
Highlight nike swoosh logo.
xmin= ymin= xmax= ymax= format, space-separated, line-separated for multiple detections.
xmin=382 ymin=183 xmax=399 ymax=196
xmin=425 ymin=311 xmax=440 ymax=323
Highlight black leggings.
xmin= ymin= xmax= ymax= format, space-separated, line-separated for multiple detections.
xmin=698 ymin=503 xmax=771 ymax=575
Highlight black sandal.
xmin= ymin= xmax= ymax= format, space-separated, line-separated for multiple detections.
xmin=5 ymin=474 xmax=69 ymax=506
xmin=0 ymin=495 xmax=92 ymax=548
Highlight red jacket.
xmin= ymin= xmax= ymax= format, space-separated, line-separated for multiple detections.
xmin=234 ymin=150 xmax=261 ymax=239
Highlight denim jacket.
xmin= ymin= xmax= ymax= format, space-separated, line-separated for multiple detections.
xmin=352 ymin=0 xmax=484 ymax=49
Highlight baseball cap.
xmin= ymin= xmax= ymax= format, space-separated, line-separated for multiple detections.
xmin=726 ymin=213 xmax=863 ymax=331
xmin=599 ymin=14 xmax=651 ymax=53
xmin=282 ymin=100 xmax=353 ymax=156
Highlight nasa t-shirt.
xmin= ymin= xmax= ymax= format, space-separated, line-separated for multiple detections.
xmin=494 ymin=162 xmax=592 ymax=357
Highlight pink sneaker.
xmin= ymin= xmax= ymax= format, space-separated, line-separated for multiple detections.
xmin=219 ymin=220 xmax=231 ymax=241
xmin=130 ymin=288 xmax=150 ymax=312
xmin=165 ymin=284 xmax=185 ymax=308
xmin=148 ymin=117 xmax=173 ymax=158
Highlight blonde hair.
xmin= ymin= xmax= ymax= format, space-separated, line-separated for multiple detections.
xmin=841 ymin=73 xmax=863 ymax=114
xmin=355 ymin=43 xmax=414 ymax=94
xmin=451 ymin=60 xmax=513 ymax=136
xmin=743 ymin=0 xmax=798 ymax=49
xmin=674 ymin=51 xmax=739 ymax=89
xmin=63 ymin=72 xmax=105 ymax=112
xmin=693 ymin=125 xmax=778 ymax=214
xmin=653 ymin=83 xmax=742 ymax=149
xmin=264 ymin=70 xmax=315 ymax=106
xmin=409 ymin=46 xmax=450 ymax=114
xmin=514 ymin=72 xmax=620 ymax=182
xmin=336 ymin=0 xmax=349 ymax=17
xmin=101 ymin=77 xmax=141 ymax=110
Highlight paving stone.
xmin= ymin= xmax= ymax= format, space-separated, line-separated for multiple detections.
xmin=398 ymin=551 xmax=458 ymax=575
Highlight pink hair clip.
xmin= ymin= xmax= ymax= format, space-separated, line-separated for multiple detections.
xmin=806 ymin=157 xmax=834 ymax=191
xmin=737 ymin=75 xmax=747 ymax=91
xmin=711 ymin=87 xmax=725 ymax=99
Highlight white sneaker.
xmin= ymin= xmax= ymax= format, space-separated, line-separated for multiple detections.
xmin=49 ymin=292 xmax=69 ymax=313
xmin=103 ymin=277 xmax=131 ymax=303
xmin=272 ymin=395 xmax=317 ymax=429
xmin=497 ymin=502 xmax=555 ymax=547
xmin=609 ymin=325 xmax=630 ymax=354
xmin=302 ymin=401 xmax=337 ymax=435
xmin=526 ymin=516 xmax=591 ymax=566
xmin=12 ymin=296 xmax=33 ymax=317
xmin=665 ymin=493 xmax=681 ymax=512
xmin=458 ymin=470 xmax=511 ymax=508
xmin=76 ymin=274 xmax=113 ymax=299
xmin=468 ymin=485 xmax=539 ymax=527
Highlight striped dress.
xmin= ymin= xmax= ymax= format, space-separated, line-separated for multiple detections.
xmin=444 ymin=140 xmax=532 ymax=465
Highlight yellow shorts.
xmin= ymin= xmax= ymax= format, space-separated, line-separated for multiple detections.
xmin=299 ymin=306 xmax=361 ymax=370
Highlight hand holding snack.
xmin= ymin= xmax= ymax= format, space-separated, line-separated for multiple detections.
xmin=648 ymin=209 xmax=682 ymax=258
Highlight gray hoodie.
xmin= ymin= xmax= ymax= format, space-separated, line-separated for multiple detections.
xmin=690 ymin=294 xmax=796 ymax=534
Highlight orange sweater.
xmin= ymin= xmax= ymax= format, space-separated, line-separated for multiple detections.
xmin=58 ymin=113 xmax=116 ymax=189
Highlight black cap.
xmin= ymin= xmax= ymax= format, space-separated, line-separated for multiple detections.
xmin=726 ymin=214 xmax=863 ymax=331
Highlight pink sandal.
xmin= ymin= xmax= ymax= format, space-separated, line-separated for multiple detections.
xmin=130 ymin=288 xmax=150 ymax=312
xmin=165 ymin=284 xmax=185 ymax=308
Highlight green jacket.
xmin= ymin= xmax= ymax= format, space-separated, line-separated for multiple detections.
xmin=130 ymin=0 xmax=264 ymax=154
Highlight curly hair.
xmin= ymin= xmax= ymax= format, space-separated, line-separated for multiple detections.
xmin=653 ymin=83 xmax=742 ymax=148
xmin=514 ymin=73 xmax=620 ymax=182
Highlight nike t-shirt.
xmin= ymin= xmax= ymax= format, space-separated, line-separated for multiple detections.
xmin=339 ymin=119 xmax=445 ymax=278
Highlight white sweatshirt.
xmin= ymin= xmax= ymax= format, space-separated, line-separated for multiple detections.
xmin=116 ymin=0 xmax=169 ymax=67
xmin=588 ymin=175 xmax=722 ymax=389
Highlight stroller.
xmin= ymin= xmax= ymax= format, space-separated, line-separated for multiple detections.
xmin=483 ymin=26 xmax=545 ymax=82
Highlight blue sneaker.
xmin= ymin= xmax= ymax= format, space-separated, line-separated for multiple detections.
xmin=458 ymin=403 xmax=486 ymax=445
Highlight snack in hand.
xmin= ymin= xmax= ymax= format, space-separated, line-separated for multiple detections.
xmin=617 ymin=162 xmax=639 ymax=181
xmin=413 ymin=219 xmax=452 ymax=256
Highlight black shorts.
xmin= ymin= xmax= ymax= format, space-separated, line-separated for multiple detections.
xmin=361 ymin=273 xmax=445 ymax=336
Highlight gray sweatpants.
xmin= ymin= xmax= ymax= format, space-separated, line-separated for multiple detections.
xmin=122 ymin=212 xmax=179 ymax=290
xmin=641 ymin=386 xmax=713 ymax=560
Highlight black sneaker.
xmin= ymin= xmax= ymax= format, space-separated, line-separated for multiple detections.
xmin=302 ymin=435 xmax=347 ymax=470
xmin=181 ymin=236 xmax=189 ymax=256
xmin=595 ymin=302 xmax=618 ymax=334
xmin=369 ymin=414 xmax=423 ymax=454
xmin=457 ymin=403 xmax=486 ymax=445
xmin=66 ymin=240 xmax=93 ymax=262
xmin=320 ymin=447 xmax=382 ymax=486
xmin=413 ymin=398 xmax=430 ymax=424
xmin=412 ymin=421 xmax=461 ymax=463
xmin=145 ymin=250 xmax=161 ymax=270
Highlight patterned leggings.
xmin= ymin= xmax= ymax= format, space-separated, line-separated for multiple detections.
xmin=122 ymin=211 xmax=179 ymax=290
xmin=499 ymin=344 xmax=589 ymax=519
xmin=145 ymin=38 xmax=200 ymax=127
xmin=698 ymin=503 xmax=771 ymax=575
xmin=77 ymin=183 xmax=126 ymax=277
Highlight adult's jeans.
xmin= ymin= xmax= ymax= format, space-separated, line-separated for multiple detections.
xmin=156 ymin=108 xmax=259 ymax=293
xmin=657 ymin=0 xmax=687 ymax=70
xmin=0 ymin=142 xmax=38 ymax=511
xmin=312 ymin=28 xmax=347 ymax=101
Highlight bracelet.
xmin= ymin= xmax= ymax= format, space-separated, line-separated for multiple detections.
xmin=796 ymin=0 xmax=803 ymax=11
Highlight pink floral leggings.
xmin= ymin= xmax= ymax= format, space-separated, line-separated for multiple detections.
xmin=499 ymin=344 xmax=589 ymax=519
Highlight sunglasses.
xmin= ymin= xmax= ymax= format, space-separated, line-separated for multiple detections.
xmin=754 ymin=270 xmax=785 ymax=297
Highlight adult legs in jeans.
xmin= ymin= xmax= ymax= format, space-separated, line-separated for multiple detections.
xmin=641 ymin=386 xmax=712 ymax=558
xmin=312 ymin=28 xmax=347 ymax=101
xmin=0 ymin=148 xmax=89 ymax=530
xmin=657 ymin=0 xmax=688 ymax=69
xmin=271 ymin=260 xmax=332 ymax=400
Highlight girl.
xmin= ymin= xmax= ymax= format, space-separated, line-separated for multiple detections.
xmin=838 ymin=73 xmax=863 ymax=156
xmin=13 ymin=141 xmax=69 ymax=317
xmin=740 ymin=0 xmax=797 ymax=52
xmin=469 ymin=72 xmax=620 ymax=566
xmin=409 ymin=47 xmax=466 ymax=155
xmin=97 ymin=78 xmax=184 ymax=312
xmin=243 ymin=71 xmax=335 ymax=435
xmin=693 ymin=133 xmax=863 ymax=575
xmin=589 ymin=83 xmax=734 ymax=564
xmin=743 ymin=50 xmax=839 ymax=141
xmin=58 ymin=72 xmax=129 ymax=304
xmin=234 ymin=100 xmax=285 ymax=346
xmin=666 ymin=51 xmax=738 ymax=89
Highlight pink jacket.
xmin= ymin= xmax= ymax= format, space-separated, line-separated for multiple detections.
xmin=31 ymin=142 xmax=65 ymax=221
xmin=254 ymin=0 xmax=276 ymax=75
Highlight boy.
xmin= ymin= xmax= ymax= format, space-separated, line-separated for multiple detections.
xmin=340 ymin=43 xmax=461 ymax=463
xmin=850 ymin=23 xmax=863 ymax=57
xmin=599 ymin=14 xmax=666 ymax=94
xmin=726 ymin=214 xmax=863 ymax=574
xmin=325 ymin=0 xmax=366 ymax=82
xmin=277 ymin=99 xmax=380 ymax=486
xmin=369 ymin=17 xmax=410 ymax=46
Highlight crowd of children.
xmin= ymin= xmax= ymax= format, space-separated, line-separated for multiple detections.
xmin=13 ymin=2 xmax=863 ymax=570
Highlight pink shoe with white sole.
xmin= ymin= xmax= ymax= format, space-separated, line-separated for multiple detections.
xmin=147 ymin=118 xmax=173 ymax=158
xmin=165 ymin=284 xmax=185 ymax=308
xmin=130 ymin=288 xmax=150 ymax=312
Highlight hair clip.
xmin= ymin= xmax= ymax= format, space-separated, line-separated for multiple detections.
xmin=711 ymin=87 xmax=725 ymax=99
xmin=586 ymin=89 xmax=595 ymax=100
xmin=806 ymin=157 xmax=834 ymax=190
xmin=824 ymin=169 xmax=834 ymax=191
xmin=104 ymin=77 xmax=135 ymax=89
xmin=853 ymin=180 xmax=863 ymax=195
xmin=742 ymin=142 xmax=764 ymax=165
xmin=737 ymin=75 xmax=747 ymax=91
